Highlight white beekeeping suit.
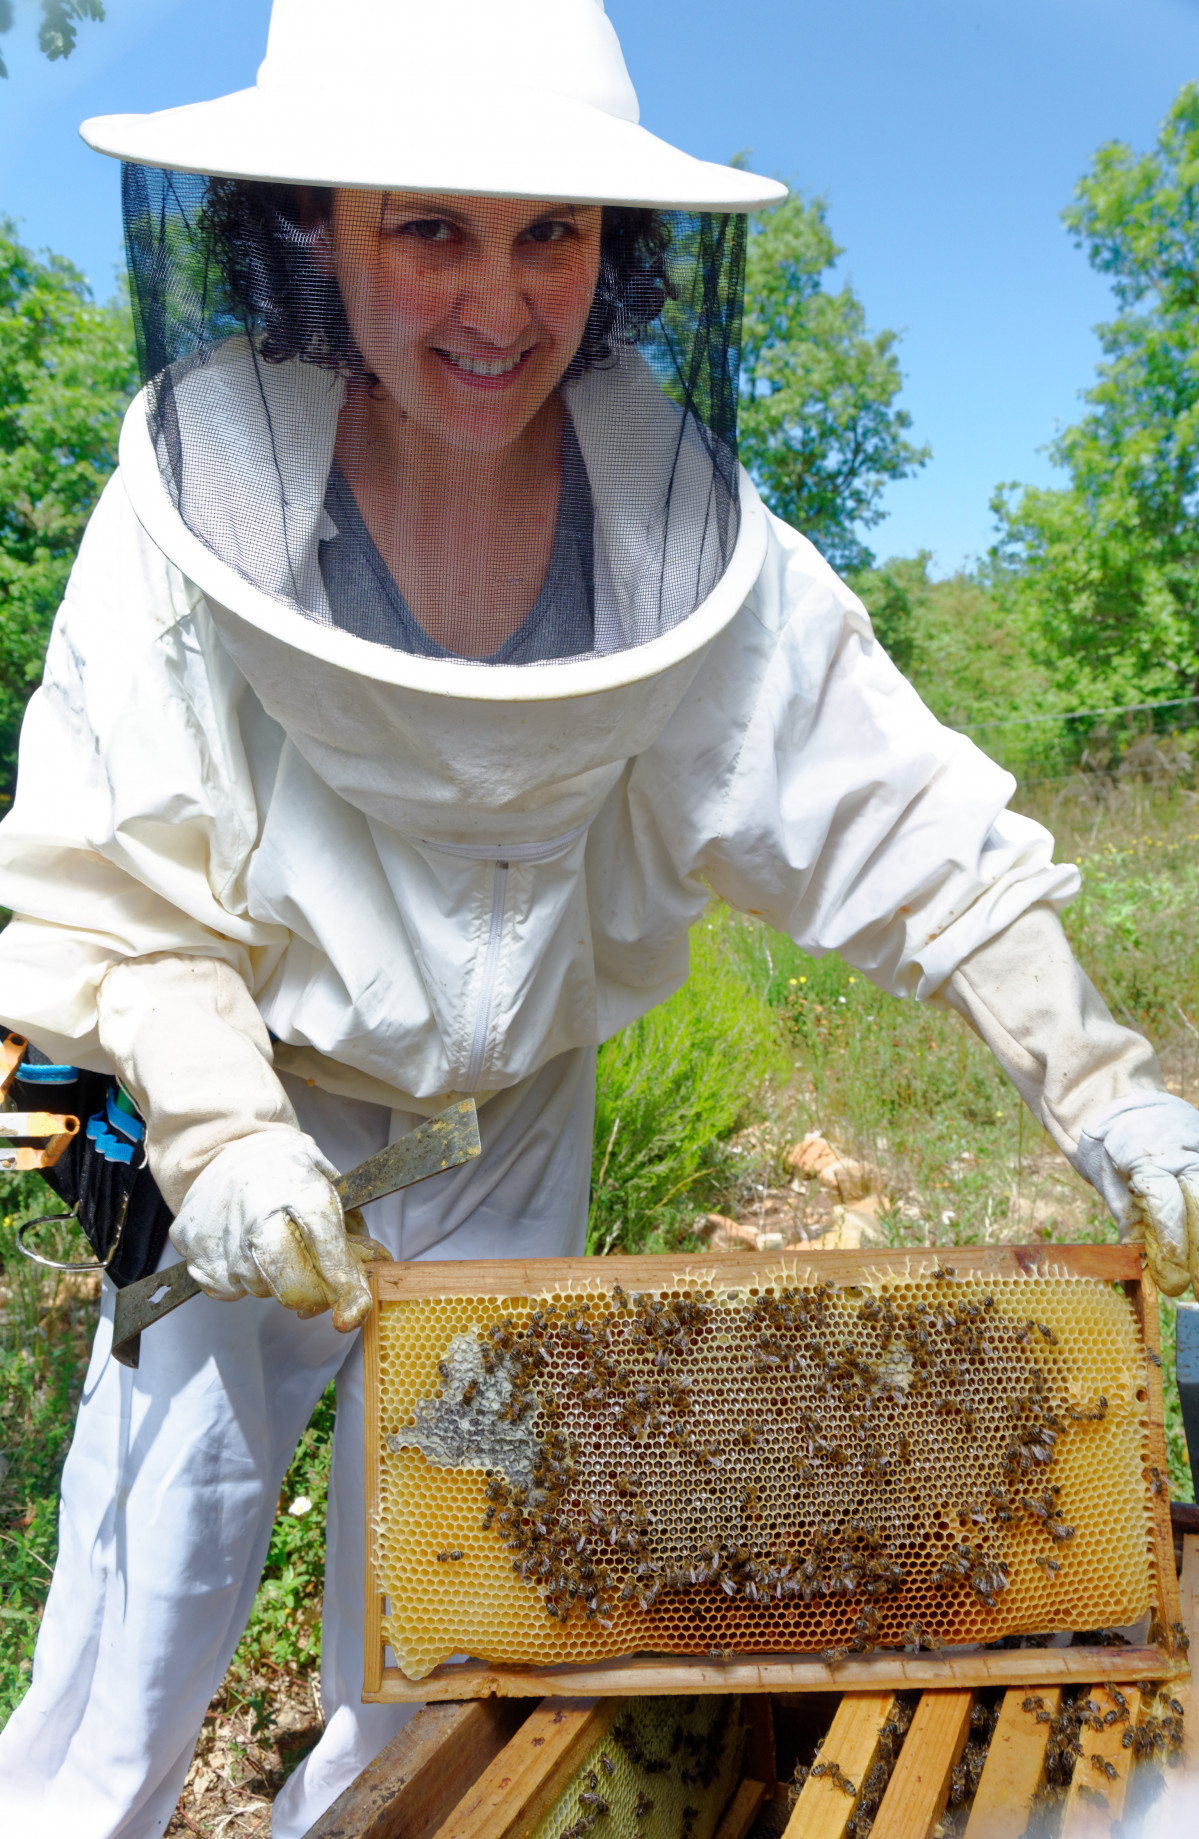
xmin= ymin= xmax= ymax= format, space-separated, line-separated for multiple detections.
xmin=2 ymin=1 xmax=1198 ymax=1834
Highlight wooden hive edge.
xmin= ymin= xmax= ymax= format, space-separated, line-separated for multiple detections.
xmin=371 ymin=1244 xmax=1142 ymax=1302
xmin=364 ymin=1642 xmax=1185 ymax=1704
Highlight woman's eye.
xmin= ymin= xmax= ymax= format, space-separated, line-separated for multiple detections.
xmin=394 ymin=218 xmax=456 ymax=243
xmin=524 ymin=220 xmax=572 ymax=245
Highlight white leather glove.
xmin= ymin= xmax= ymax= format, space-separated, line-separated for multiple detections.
xmin=171 ymin=1130 xmax=389 ymax=1329
xmin=1075 ymin=1094 xmax=1199 ymax=1298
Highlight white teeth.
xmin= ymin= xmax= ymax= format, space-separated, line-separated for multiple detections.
xmin=442 ymin=350 xmax=527 ymax=377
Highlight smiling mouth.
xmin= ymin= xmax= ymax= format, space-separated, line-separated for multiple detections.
xmin=435 ymin=347 xmax=533 ymax=380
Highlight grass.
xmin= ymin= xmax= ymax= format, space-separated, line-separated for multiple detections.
xmin=587 ymin=906 xmax=789 ymax=1254
xmin=1 ymin=777 xmax=1197 ymax=1744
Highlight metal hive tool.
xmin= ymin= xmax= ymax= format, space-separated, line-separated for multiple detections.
xmin=361 ymin=1246 xmax=1184 ymax=1700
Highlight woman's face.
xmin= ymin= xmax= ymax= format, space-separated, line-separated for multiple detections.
xmin=330 ymin=190 xmax=604 ymax=455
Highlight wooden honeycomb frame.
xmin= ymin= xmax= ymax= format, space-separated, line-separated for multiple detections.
xmin=362 ymin=1244 xmax=1185 ymax=1702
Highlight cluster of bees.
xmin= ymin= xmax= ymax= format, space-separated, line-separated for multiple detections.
xmin=946 ymin=1701 xmax=1001 ymax=1819
xmin=1022 ymin=1681 xmax=1186 ymax=1826
xmin=553 ymin=1702 xmax=738 ymax=1839
xmin=414 ymin=1274 xmax=1129 ymax=1646
xmin=786 ymin=1682 xmax=1185 ymax=1839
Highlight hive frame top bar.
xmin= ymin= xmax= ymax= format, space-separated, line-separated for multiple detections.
xmin=371 ymin=1242 xmax=1145 ymax=1302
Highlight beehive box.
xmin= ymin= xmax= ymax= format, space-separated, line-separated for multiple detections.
xmin=362 ymin=1246 xmax=1183 ymax=1701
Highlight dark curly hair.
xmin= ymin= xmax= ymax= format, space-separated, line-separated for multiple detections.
xmin=201 ymin=180 xmax=673 ymax=386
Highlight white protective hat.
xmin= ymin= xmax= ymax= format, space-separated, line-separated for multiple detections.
xmin=81 ymin=0 xmax=785 ymax=212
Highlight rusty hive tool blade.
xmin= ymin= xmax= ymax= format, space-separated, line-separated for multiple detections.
xmin=111 ymin=1097 xmax=480 ymax=1370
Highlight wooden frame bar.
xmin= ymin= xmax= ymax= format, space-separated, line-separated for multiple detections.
xmin=427 ymin=1697 xmax=619 ymax=1839
xmin=370 ymin=1244 xmax=1145 ymax=1303
xmin=963 ymin=1686 xmax=1062 ymax=1839
xmin=306 ymin=1700 xmax=531 ymax=1839
xmin=363 ymin=1246 xmax=1182 ymax=1703
xmin=783 ymin=1691 xmax=899 ymax=1839
xmin=367 ymin=1642 xmax=1185 ymax=1703
xmin=871 ymin=1689 xmax=974 ymax=1839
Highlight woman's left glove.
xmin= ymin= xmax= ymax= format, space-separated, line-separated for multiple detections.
xmin=170 ymin=1130 xmax=389 ymax=1330
xmin=942 ymin=903 xmax=1199 ymax=1296
xmin=1074 ymin=1094 xmax=1199 ymax=1298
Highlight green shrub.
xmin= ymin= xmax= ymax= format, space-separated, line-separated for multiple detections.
xmin=587 ymin=909 xmax=788 ymax=1254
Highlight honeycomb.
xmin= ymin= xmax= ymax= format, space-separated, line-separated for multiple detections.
xmin=373 ymin=1264 xmax=1159 ymax=1681
xmin=527 ymin=1696 xmax=744 ymax=1839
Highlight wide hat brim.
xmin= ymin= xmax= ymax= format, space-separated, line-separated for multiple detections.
xmin=80 ymin=85 xmax=786 ymax=212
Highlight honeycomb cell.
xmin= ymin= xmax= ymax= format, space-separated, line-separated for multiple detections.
xmin=372 ymin=1268 xmax=1158 ymax=1681
xmin=528 ymin=1696 xmax=744 ymax=1839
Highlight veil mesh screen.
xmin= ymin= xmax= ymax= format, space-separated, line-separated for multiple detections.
xmin=122 ymin=165 xmax=746 ymax=663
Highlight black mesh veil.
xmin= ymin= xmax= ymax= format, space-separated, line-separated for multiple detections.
xmin=121 ymin=164 xmax=746 ymax=665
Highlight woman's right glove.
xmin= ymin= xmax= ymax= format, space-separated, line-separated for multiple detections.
xmin=97 ymin=951 xmax=389 ymax=1329
xmin=171 ymin=1130 xmax=389 ymax=1330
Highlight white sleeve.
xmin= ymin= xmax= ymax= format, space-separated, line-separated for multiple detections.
xmin=627 ymin=512 xmax=1079 ymax=998
xmin=0 ymin=472 xmax=288 ymax=1066
xmin=96 ymin=951 xmax=300 ymax=1213
xmin=940 ymin=902 xmax=1164 ymax=1157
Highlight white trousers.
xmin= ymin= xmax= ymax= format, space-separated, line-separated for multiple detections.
xmin=0 ymin=1049 xmax=596 ymax=1839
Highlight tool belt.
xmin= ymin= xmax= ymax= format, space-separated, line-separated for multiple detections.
xmin=3 ymin=1034 xmax=172 ymax=1288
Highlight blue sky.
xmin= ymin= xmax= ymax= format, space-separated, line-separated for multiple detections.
xmin=1 ymin=0 xmax=1196 ymax=571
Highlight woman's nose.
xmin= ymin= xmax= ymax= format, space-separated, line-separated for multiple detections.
xmin=455 ymin=249 xmax=535 ymax=347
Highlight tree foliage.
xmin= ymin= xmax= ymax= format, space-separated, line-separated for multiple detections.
xmin=993 ymin=84 xmax=1199 ymax=704
xmin=0 ymin=0 xmax=104 ymax=78
xmin=739 ymin=190 xmax=929 ymax=572
xmin=0 ymin=223 xmax=137 ymax=792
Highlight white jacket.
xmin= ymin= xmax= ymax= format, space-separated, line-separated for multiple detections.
xmin=0 ymin=348 xmax=1077 ymax=1116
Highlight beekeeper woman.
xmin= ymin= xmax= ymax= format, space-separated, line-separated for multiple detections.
xmin=3 ymin=0 xmax=1199 ymax=1832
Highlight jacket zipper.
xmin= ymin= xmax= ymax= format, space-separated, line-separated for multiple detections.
xmin=418 ymin=824 xmax=589 ymax=1093
xmin=466 ymin=859 xmax=509 ymax=1092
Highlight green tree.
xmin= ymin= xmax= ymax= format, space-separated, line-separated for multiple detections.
xmin=0 ymin=223 xmax=137 ymax=793
xmin=0 ymin=0 xmax=105 ymax=78
xmin=993 ymin=84 xmax=1199 ymax=705
xmin=739 ymin=190 xmax=929 ymax=572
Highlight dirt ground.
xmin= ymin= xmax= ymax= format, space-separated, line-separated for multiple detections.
xmin=165 ymin=1669 xmax=324 ymax=1837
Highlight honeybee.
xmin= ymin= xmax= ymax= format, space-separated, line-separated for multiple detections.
xmin=460 ymin=1379 xmax=479 ymax=1406
xmin=436 ymin=1549 xmax=464 ymax=1563
xmin=811 ymin=1759 xmax=856 ymax=1795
